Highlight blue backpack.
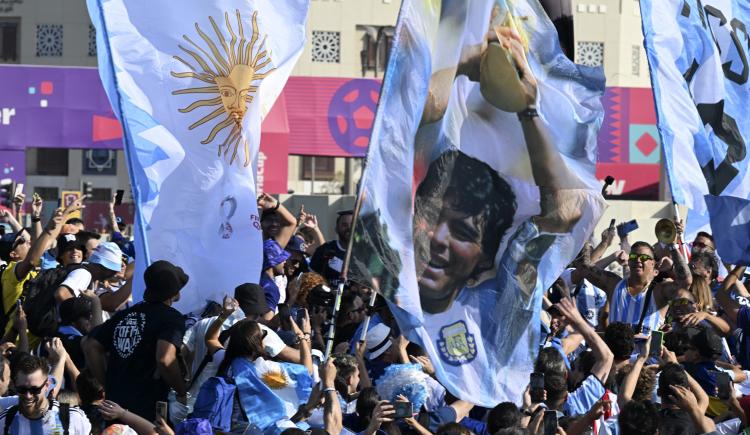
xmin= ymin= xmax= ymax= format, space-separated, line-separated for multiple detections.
xmin=184 ymin=375 xmax=246 ymax=433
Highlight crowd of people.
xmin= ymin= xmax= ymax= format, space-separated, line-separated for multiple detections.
xmin=1 ymin=189 xmax=750 ymax=435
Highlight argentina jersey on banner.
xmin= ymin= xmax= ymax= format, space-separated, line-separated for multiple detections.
xmin=350 ymin=0 xmax=606 ymax=406
xmin=88 ymin=0 xmax=309 ymax=313
xmin=640 ymin=0 xmax=750 ymax=255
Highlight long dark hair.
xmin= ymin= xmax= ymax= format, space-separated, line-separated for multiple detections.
xmin=216 ymin=319 xmax=267 ymax=376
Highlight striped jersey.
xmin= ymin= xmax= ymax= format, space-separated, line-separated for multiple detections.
xmin=607 ymin=280 xmax=663 ymax=335
xmin=0 ymin=401 xmax=91 ymax=435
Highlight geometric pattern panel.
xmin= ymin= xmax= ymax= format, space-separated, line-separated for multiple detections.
xmin=36 ymin=24 xmax=63 ymax=57
xmin=629 ymin=124 xmax=661 ymax=164
xmin=576 ymin=41 xmax=604 ymax=67
xmin=312 ymin=30 xmax=340 ymax=63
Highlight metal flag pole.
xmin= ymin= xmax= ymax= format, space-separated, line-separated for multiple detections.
xmin=359 ymin=289 xmax=378 ymax=343
xmin=322 ymin=188 xmax=367 ymax=361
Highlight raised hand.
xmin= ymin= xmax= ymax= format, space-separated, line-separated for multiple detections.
xmin=63 ymin=194 xmax=88 ymax=216
xmin=257 ymin=192 xmax=278 ymax=211
xmin=601 ymin=226 xmax=616 ymax=246
xmin=12 ymin=303 xmax=27 ymax=334
xmin=31 ymin=193 xmax=43 ymax=217
xmin=495 ymin=27 xmax=537 ymax=109
xmin=409 ymin=355 xmax=435 ymax=376
xmin=221 ymin=295 xmax=239 ymax=317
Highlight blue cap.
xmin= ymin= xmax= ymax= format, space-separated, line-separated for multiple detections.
xmin=263 ymin=239 xmax=290 ymax=270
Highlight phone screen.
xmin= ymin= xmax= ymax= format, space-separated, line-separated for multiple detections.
xmin=393 ymin=401 xmax=412 ymax=419
xmin=155 ymin=401 xmax=168 ymax=420
xmin=14 ymin=184 xmax=23 ymax=197
xmin=543 ymin=411 xmax=557 ymax=435
xmin=717 ymin=372 xmax=732 ymax=400
xmin=649 ymin=331 xmax=664 ymax=357
xmin=115 ymin=189 xmax=125 ymax=206
xmin=530 ymin=372 xmax=545 ymax=403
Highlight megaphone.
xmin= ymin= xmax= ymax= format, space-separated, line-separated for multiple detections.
xmin=655 ymin=218 xmax=677 ymax=244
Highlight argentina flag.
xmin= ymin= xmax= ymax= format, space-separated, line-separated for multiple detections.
xmin=87 ymin=0 xmax=309 ymax=312
xmin=233 ymin=357 xmax=313 ymax=432
xmin=640 ymin=0 xmax=750 ymax=244
xmin=349 ymin=0 xmax=605 ymax=406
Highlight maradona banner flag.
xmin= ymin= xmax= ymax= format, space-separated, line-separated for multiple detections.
xmin=350 ymin=0 xmax=606 ymax=406
xmin=640 ymin=0 xmax=750 ymax=248
xmin=88 ymin=0 xmax=309 ymax=312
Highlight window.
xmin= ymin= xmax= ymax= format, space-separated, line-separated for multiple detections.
xmin=300 ymin=156 xmax=335 ymax=181
xmin=357 ymin=25 xmax=394 ymax=77
xmin=34 ymin=187 xmax=59 ymax=201
xmin=36 ymin=24 xmax=63 ymax=57
xmin=0 ymin=18 xmax=19 ymax=62
xmin=90 ymin=188 xmax=111 ymax=202
xmin=312 ymin=31 xmax=340 ymax=63
xmin=35 ymin=148 xmax=68 ymax=175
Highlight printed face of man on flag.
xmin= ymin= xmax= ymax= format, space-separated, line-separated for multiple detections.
xmin=413 ymin=150 xmax=517 ymax=314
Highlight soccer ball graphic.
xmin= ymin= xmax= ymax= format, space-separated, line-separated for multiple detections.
xmin=327 ymin=79 xmax=380 ymax=156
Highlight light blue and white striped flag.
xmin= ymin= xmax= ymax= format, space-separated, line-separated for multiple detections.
xmin=87 ymin=0 xmax=309 ymax=312
xmin=640 ymin=0 xmax=750 ymax=247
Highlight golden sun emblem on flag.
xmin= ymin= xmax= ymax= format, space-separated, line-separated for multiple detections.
xmin=171 ymin=10 xmax=274 ymax=167
xmin=261 ymin=368 xmax=289 ymax=389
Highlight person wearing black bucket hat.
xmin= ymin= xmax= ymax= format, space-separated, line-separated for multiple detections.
xmin=83 ymin=260 xmax=189 ymax=421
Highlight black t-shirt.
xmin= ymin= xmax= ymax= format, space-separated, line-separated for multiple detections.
xmin=310 ymin=240 xmax=346 ymax=286
xmin=90 ymin=301 xmax=185 ymax=420
xmin=658 ymin=408 xmax=696 ymax=435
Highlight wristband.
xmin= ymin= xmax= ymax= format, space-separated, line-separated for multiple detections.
xmin=322 ymin=387 xmax=336 ymax=394
xmin=517 ymin=106 xmax=538 ymax=120
xmin=271 ymin=201 xmax=280 ymax=212
xmin=31 ymin=216 xmax=41 ymax=223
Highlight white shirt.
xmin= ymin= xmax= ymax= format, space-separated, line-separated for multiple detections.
xmin=182 ymin=311 xmax=286 ymax=407
xmin=59 ymin=269 xmax=93 ymax=298
xmin=0 ymin=400 xmax=91 ymax=435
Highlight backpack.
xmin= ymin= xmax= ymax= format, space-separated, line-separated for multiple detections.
xmin=0 ymin=264 xmax=14 ymax=334
xmin=4 ymin=402 xmax=70 ymax=435
xmin=22 ymin=264 xmax=82 ymax=338
xmin=188 ymin=375 xmax=246 ymax=433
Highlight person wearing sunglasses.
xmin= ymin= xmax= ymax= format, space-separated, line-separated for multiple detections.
xmin=576 ymin=240 xmax=692 ymax=336
xmin=0 ymin=354 xmax=91 ymax=434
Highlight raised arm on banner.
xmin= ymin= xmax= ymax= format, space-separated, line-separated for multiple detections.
xmin=500 ymin=28 xmax=585 ymax=234
xmin=258 ymin=193 xmax=297 ymax=248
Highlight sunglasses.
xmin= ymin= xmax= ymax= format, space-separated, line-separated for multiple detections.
xmin=11 ymin=235 xmax=27 ymax=250
xmin=16 ymin=383 xmax=45 ymax=395
xmin=628 ymin=253 xmax=654 ymax=263
xmin=670 ymin=298 xmax=695 ymax=307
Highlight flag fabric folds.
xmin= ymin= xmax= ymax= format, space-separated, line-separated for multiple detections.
xmin=349 ymin=0 xmax=606 ymax=406
xmin=232 ymin=357 xmax=313 ymax=432
xmin=706 ymin=195 xmax=750 ymax=266
xmin=640 ymin=0 xmax=750 ymax=249
xmin=87 ymin=0 xmax=309 ymax=312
